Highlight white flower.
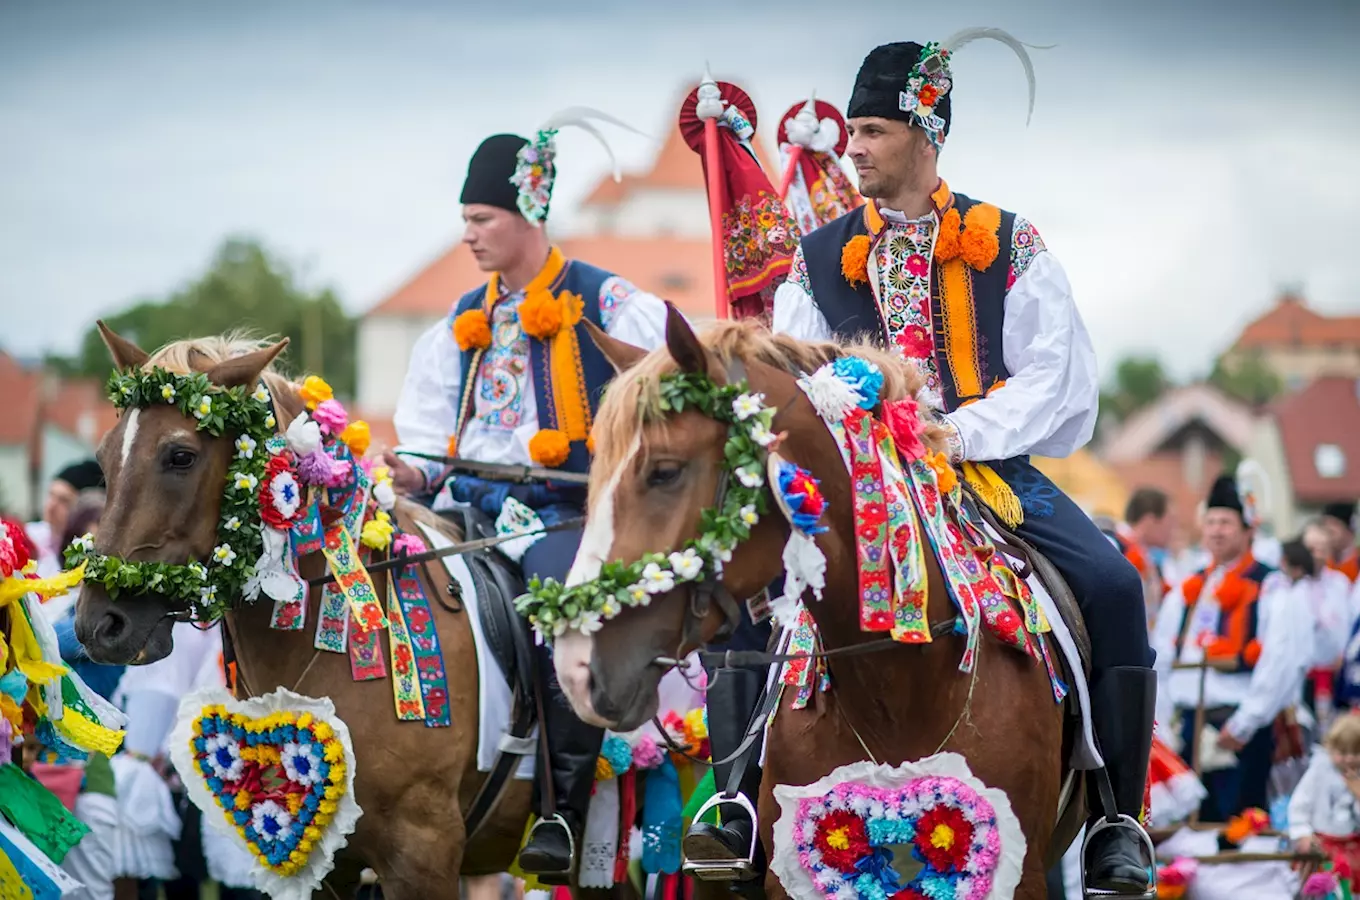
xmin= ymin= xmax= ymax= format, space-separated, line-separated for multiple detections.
xmin=234 ymin=472 xmax=259 ymax=492
xmin=269 ymin=472 xmax=302 ymax=519
xmin=624 ymin=582 xmax=650 ymax=606
xmin=225 ymin=516 xmax=242 ymax=532
xmin=599 ymin=598 xmax=620 ymax=619
xmin=252 ymin=384 xmax=270 ymax=404
xmin=160 ymin=384 xmax=176 ymax=403
xmin=552 ymin=618 xmax=570 ymax=638
xmin=204 ymin=734 xmax=244 ymax=781
xmin=641 ymin=562 xmax=675 ymax=594
xmin=193 ymin=396 xmax=213 ymax=419
xmin=71 ymin=532 xmax=95 ymax=553
xmin=265 ymin=413 xmax=277 ymax=429
xmin=749 ymin=421 xmax=777 ymax=447
xmin=736 ymin=466 xmax=764 ymax=489
xmin=212 ymin=544 xmax=237 ymax=566
xmin=249 ymin=799 xmax=293 ymax=845
xmin=739 ymin=504 xmax=759 ymax=526
xmin=199 ymin=584 xmax=218 ymax=605
xmin=188 ymin=562 xmax=208 ymax=581
xmin=576 ymin=610 xmax=604 ymax=635
xmin=797 ymin=364 xmax=861 ymax=422
xmin=373 ymin=480 xmax=396 ymax=511
xmin=669 ymin=548 xmax=705 ymax=581
xmin=280 ymin=742 xmax=323 ymax=786
xmin=235 ymin=435 xmax=257 ymax=459
xmin=286 ymin=412 xmax=321 ymax=455
xmin=731 ymin=392 xmax=766 ymax=421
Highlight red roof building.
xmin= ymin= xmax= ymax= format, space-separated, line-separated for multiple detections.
xmin=1222 ymin=291 xmax=1360 ymax=390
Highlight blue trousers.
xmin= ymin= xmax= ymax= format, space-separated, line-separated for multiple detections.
xmin=1177 ymin=706 xmax=1275 ymax=820
xmin=991 ymin=458 xmax=1152 ymax=672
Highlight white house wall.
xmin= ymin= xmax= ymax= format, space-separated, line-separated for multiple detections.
xmin=357 ymin=314 xmax=441 ymax=414
xmin=0 ymin=445 xmax=32 ymax=519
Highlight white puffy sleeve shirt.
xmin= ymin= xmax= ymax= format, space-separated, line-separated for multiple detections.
xmin=772 ymin=218 xmax=1099 ymax=462
xmin=1152 ymin=569 xmax=1312 ymax=742
xmin=393 ymin=275 xmax=671 ymax=486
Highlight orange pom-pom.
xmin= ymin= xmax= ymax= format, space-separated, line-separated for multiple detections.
xmin=934 ymin=208 xmax=961 ymax=261
xmin=840 ymin=235 xmax=871 ymax=287
xmin=446 ymin=433 xmax=458 ymax=456
xmin=340 ymin=421 xmax=371 ymax=457
xmin=959 ymin=225 xmax=1000 ymax=270
xmin=518 ymin=289 xmax=563 ymax=340
xmin=926 ymin=449 xmax=958 ymax=494
xmin=453 ymin=309 xmax=491 ymax=351
xmin=528 ymin=429 xmax=571 ymax=468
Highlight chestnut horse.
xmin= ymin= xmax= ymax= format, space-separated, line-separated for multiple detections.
xmin=552 ymin=310 xmax=1072 ymax=900
xmin=72 ymin=325 xmax=534 ymax=899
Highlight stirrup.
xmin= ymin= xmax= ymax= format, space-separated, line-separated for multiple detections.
xmin=682 ymin=793 xmax=759 ymax=882
xmin=1080 ymin=814 xmax=1156 ymax=900
xmin=523 ymin=812 xmax=576 ymax=871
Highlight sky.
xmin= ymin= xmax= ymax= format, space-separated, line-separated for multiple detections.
xmin=2 ymin=0 xmax=1358 ymax=381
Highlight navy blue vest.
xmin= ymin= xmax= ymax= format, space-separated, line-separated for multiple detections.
xmin=449 ymin=256 xmax=616 ymax=475
xmin=800 ymin=192 xmax=1015 ymax=412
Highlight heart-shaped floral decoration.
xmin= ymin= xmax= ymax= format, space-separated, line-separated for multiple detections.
xmin=772 ymin=754 xmax=1024 ymax=900
xmin=170 ymin=687 xmax=362 ymax=900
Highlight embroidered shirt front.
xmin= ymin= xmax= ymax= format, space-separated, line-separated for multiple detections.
xmin=875 ymin=213 xmax=940 ymax=401
xmin=471 ymin=290 xmax=537 ymax=461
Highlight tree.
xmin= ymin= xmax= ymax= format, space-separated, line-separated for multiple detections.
xmin=1098 ymin=355 xmax=1171 ymax=426
xmin=1209 ymin=350 xmax=1283 ymax=407
xmin=60 ymin=238 xmax=357 ymax=398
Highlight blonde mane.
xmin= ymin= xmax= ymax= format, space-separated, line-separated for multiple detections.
xmin=142 ymin=332 xmax=303 ymax=425
xmin=590 ymin=319 xmax=944 ymax=478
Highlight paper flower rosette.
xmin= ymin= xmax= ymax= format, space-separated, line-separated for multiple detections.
xmin=169 ymin=686 xmax=362 ymax=900
xmin=771 ymin=754 xmax=1024 ymax=900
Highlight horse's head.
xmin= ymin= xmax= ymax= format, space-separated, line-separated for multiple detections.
xmin=75 ymin=322 xmax=291 ymax=664
xmin=549 ymin=306 xmax=829 ymax=730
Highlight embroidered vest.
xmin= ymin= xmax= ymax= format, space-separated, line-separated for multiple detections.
xmin=1174 ymin=557 xmax=1274 ymax=674
xmin=800 ymin=186 xmax=1015 ymax=411
xmin=449 ymin=255 xmax=616 ymax=474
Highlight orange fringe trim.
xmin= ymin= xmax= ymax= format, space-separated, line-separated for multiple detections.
xmin=453 ymin=309 xmax=492 ymax=351
xmin=841 ymin=234 xmax=871 ymax=287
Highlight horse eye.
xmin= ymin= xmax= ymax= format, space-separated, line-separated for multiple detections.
xmin=646 ymin=462 xmax=684 ymax=489
xmin=166 ymin=448 xmax=197 ymax=471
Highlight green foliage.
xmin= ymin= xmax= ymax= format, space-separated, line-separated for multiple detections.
xmin=60 ymin=238 xmax=356 ymax=397
xmin=1209 ymin=350 xmax=1283 ymax=407
xmin=1099 ymin=356 xmax=1171 ymax=425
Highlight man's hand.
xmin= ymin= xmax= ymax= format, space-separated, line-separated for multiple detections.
xmin=1215 ymin=728 xmax=1247 ymax=752
xmin=380 ymin=450 xmax=427 ymax=496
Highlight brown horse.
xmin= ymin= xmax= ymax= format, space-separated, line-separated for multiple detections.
xmin=551 ymin=309 xmax=1072 ymax=899
xmin=73 ymin=325 xmax=533 ymax=899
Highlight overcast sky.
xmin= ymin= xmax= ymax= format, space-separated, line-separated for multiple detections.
xmin=3 ymin=0 xmax=1357 ymax=379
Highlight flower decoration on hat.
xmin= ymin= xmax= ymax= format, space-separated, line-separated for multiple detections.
xmin=509 ymin=107 xmax=646 ymax=225
xmin=898 ymin=42 xmax=953 ymax=146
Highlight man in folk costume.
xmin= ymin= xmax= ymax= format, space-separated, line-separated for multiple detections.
xmin=383 ymin=114 xmax=671 ymax=879
xmin=1322 ymin=502 xmax=1359 ymax=584
xmin=1151 ymin=471 xmax=1311 ymax=821
xmin=771 ymin=32 xmax=1159 ymax=896
xmin=1104 ymin=488 xmax=1174 ymax=629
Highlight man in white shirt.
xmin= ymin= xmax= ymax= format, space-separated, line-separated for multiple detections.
xmin=1152 ymin=475 xmax=1311 ymax=821
xmin=25 ymin=459 xmax=103 ymax=578
xmin=769 ymin=38 xmax=1155 ymax=896
xmin=381 ymin=131 xmax=670 ymax=881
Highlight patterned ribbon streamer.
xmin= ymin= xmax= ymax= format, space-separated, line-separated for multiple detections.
xmin=320 ymin=521 xmax=386 ymax=633
xmin=393 ymin=568 xmax=452 ymax=728
xmin=385 ymin=579 xmax=423 ymax=721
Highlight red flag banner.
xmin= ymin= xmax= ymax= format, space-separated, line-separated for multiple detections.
xmin=679 ymin=80 xmax=800 ymax=323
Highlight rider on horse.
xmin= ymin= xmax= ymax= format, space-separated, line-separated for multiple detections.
xmin=686 ymin=37 xmax=1159 ymax=897
xmin=383 ymin=128 xmax=672 ymax=881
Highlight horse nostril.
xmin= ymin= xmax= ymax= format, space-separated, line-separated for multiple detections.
xmin=94 ymin=608 xmax=130 ymax=646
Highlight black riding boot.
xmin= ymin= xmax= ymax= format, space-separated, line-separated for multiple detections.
xmin=683 ymin=665 xmax=766 ymax=884
xmin=1083 ymin=666 xmax=1156 ymax=898
xmin=517 ymin=646 xmax=605 ymax=883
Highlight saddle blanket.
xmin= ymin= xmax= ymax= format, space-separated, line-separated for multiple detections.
xmin=417 ymin=522 xmax=535 ymax=780
xmin=768 ymin=519 xmax=1102 ymax=770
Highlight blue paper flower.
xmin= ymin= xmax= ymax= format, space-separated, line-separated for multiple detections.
xmin=832 ymin=356 xmax=884 ymax=410
xmin=600 ymin=735 xmax=633 ymax=776
xmin=776 ymin=461 xmax=829 ymax=535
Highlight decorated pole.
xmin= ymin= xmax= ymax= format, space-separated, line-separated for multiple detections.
xmin=775 ymin=92 xmax=813 ymax=202
xmin=776 ymin=96 xmax=862 ymax=237
xmin=695 ymin=72 xmax=731 ymax=320
xmin=680 ymin=76 xmax=800 ymax=323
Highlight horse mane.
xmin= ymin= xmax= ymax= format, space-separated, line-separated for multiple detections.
xmin=591 ymin=318 xmax=945 ymax=477
xmin=142 ymin=332 xmax=304 ymax=426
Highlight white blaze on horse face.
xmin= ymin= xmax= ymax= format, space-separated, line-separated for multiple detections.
xmin=120 ymin=409 xmax=141 ymax=466
xmin=566 ymin=433 xmax=639 ymax=587
xmin=554 ymin=628 xmax=610 ymax=726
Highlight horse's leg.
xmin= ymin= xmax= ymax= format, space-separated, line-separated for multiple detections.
xmin=373 ymin=809 xmax=467 ymax=900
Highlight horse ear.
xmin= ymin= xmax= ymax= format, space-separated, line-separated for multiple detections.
xmin=206 ymin=339 xmax=290 ymax=389
xmin=582 ymin=319 xmax=647 ymax=374
xmin=664 ymin=302 xmax=707 ymax=375
xmin=97 ymin=321 xmax=150 ymax=372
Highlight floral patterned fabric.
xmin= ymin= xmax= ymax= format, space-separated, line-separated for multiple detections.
xmin=874 ymin=215 xmax=941 ymax=398
xmin=722 ymin=190 xmax=800 ymax=297
xmin=473 ymin=293 xmax=531 ymax=432
xmin=1006 ymin=217 xmax=1046 ymax=290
